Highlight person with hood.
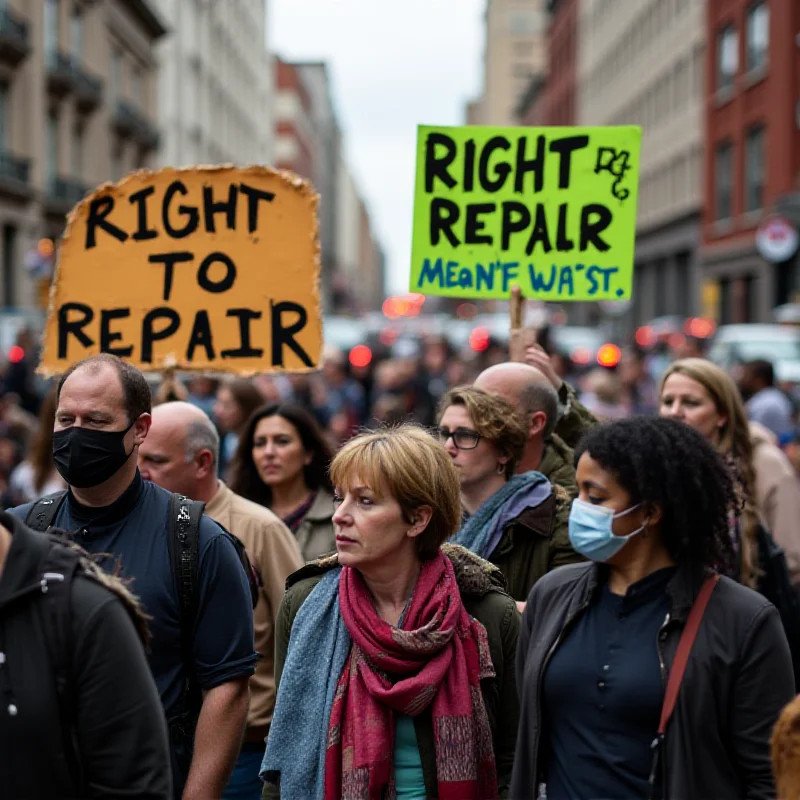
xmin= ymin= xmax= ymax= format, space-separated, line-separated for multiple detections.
xmin=0 ymin=511 xmax=171 ymax=798
xmin=261 ymin=425 xmax=519 ymax=798
xmin=513 ymin=417 xmax=794 ymax=800
xmin=438 ymin=386 xmax=580 ymax=602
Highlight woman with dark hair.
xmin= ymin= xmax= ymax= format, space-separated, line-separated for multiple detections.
xmin=7 ymin=386 xmax=65 ymax=504
xmin=512 ymin=417 xmax=795 ymax=800
xmin=229 ymin=403 xmax=335 ymax=560
xmin=212 ymin=378 xmax=265 ymax=477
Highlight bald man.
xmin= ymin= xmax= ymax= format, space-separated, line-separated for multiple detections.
xmin=139 ymin=402 xmax=302 ymax=799
xmin=475 ymin=362 xmax=580 ymax=498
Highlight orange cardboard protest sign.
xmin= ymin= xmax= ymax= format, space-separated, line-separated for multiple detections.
xmin=39 ymin=166 xmax=322 ymax=376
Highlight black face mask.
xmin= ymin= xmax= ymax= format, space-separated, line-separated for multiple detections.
xmin=52 ymin=420 xmax=136 ymax=489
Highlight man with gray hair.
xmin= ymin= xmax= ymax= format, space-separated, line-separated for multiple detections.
xmin=139 ymin=401 xmax=302 ymax=800
xmin=475 ymin=362 xmax=580 ymax=498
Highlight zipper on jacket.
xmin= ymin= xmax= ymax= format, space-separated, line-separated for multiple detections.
xmin=648 ymin=612 xmax=671 ymax=800
xmin=534 ymin=599 xmax=591 ymax=787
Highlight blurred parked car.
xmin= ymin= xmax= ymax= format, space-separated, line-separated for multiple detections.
xmin=708 ymin=324 xmax=800 ymax=384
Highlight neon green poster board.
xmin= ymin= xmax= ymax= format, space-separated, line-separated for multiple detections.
xmin=410 ymin=125 xmax=641 ymax=301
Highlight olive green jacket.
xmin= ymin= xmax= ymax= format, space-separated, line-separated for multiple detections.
xmin=489 ymin=484 xmax=583 ymax=602
xmin=263 ymin=544 xmax=520 ymax=799
xmin=539 ymin=434 xmax=579 ymax=500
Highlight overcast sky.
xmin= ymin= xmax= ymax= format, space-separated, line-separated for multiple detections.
xmin=269 ymin=0 xmax=485 ymax=296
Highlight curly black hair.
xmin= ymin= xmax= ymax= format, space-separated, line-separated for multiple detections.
xmin=575 ymin=416 xmax=735 ymax=573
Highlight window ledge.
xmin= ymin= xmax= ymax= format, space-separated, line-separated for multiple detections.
xmin=712 ymin=218 xmax=735 ymax=236
xmin=743 ymin=63 xmax=768 ymax=89
xmin=714 ymin=86 xmax=735 ymax=108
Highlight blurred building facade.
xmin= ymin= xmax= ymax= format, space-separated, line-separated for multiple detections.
xmin=576 ymin=0 xmax=706 ymax=329
xmin=154 ymin=0 xmax=272 ymax=168
xmin=702 ymin=0 xmax=800 ymax=323
xmin=468 ymin=0 xmax=548 ymax=125
xmin=0 ymin=0 xmax=166 ymax=310
xmin=274 ymin=58 xmax=384 ymax=313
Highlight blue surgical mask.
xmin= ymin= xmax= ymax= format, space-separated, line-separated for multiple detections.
xmin=568 ymin=498 xmax=644 ymax=562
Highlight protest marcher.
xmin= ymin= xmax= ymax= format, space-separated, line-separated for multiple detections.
xmin=512 ymin=417 xmax=795 ymax=800
xmin=138 ymin=401 xmax=303 ymax=800
xmin=772 ymin=694 xmax=800 ymax=800
xmin=8 ymin=354 xmax=257 ymax=799
xmin=740 ymin=359 xmax=795 ymax=440
xmin=438 ymin=386 xmax=579 ymax=602
xmin=475 ymin=360 xmax=586 ymax=498
xmin=661 ymin=358 xmax=800 ymax=586
xmin=261 ymin=425 xmax=520 ymax=799
xmin=0 ymin=510 xmax=171 ymax=799
xmin=213 ymin=378 xmax=265 ymax=477
xmin=229 ymin=403 xmax=336 ymax=561
xmin=6 ymin=385 xmax=65 ymax=505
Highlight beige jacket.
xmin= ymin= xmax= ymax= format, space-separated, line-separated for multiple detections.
xmin=205 ymin=481 xmax=302 ymax=740
xmin=294 ymin=490 xmax=336 ymax=561
xmin=750 ymin=422 xmax=800 ymax=586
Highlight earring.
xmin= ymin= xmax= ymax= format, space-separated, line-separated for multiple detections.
xmin=496 ymin=463 xmax=505 ymax=475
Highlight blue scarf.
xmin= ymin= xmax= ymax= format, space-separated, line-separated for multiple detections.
xmin=453 ymin=471 xmax=551 ymax=559
xmin=260 ymin=567 xmax=350 ymax=800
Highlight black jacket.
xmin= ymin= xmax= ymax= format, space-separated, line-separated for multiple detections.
xmin=511 ymin=562 xmax=796 ymax=800
xmin=0 ymin=512 xmax=171 ymax=799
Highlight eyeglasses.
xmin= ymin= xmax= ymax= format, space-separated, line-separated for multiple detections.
xmin=436 ymin=426 xmax=482 ymax=450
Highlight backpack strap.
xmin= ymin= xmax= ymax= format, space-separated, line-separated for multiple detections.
xmin=25 ymin=491 xmax=68 ymax=532
xmin=167 ymin=493 xmax=205 ymax=726
xmin=39 ymin=537 xmax=85 ymax=790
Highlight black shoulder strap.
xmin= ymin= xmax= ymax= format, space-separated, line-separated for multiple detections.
xmin=167 ymin=494 xmax=205 ymax=719
xmin=39 ymin=537 xmax=85 ymax=790
xmin=25 ymin=491 xmax=68 ymax=532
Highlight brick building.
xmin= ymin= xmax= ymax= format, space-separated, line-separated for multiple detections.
xmin=702 ymin=0 xmax=800 ymax=322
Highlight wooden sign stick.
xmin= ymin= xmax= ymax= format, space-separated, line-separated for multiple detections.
xmin=510 ymin=285 xmax=524 ymax=332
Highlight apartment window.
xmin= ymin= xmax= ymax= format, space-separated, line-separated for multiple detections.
xmin=744 ymin=125 xmax=765 ymax=211
xmin=111 ymin=47 xmax=122 ymax=101
xmin=44 ymin=0 xmax=59 ymax=60
xmin=714 ymin=141 xmax=733 ymax=220
xmin=132 ymin=64 xmax=143 ymax=106
xmin=509 ymin=10 xmax=542 ymax=35
xmin=717 ymin=25 xmax=738 ymax=91
xmin=71 ymin=121 xmax=83 ymax=177
xmin=71 ymin=7 xmax=83 ymax=61
xmin=746 ymin=2 xmax=769 ymax=71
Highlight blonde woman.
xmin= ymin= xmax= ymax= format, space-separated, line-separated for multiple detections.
xmin=261 ymin=426 xmax=520 ymax=799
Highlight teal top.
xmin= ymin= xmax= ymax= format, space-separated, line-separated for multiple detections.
xmin=394 ymin=715 xmax=426 ymax=798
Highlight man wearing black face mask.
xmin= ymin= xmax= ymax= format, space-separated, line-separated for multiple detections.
xmin=9 ymin=354 xmax=257 ymax=800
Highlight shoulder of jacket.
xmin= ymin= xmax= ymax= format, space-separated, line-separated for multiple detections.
xmin=442 ymin=543 xmax=510 ymax=597
xmin=529 ymin=561 xmax=594 ymax=603
xmin=285 ymin=551 xmax=339 ymax=591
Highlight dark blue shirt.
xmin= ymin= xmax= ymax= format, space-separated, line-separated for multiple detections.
xmin=542 ymin=567 xmax=675 ymax=800
xmin=11 ymin=473 xmax=257 ymax=790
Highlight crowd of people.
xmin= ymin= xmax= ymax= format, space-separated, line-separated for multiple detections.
xmin=3 ymin=323 xmax=800 ymax=799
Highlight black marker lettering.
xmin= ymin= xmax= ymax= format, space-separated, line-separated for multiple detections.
xmin=141 ymin=307 xmax=181 ymax=363
xmin=515 ymin=135 xmax=546 ymax=193
xmin=149 ymin=251 xmax=194 ymax=301
xmin=526 ymin=205 xmax=553 ymax=256
xmin=549 ymin=136 xmax=590 ymax=189
xmin=464 ymin=203 xmax=495 ymax=245
xmin=580 ymin=204 xmax=613 ymax=252
xmin=162 ymin=181 xmax=199 ymax=239
xmin=239 ymin=183 xmax=276 ymax=233
xmin=430 ymin=199 xmax=461 ymax=247
xmin=271 ymin=301 xmax=313 ymax=367
xmin=501 ymin=202 xmax=531 ymax=250
xmin=57 ymin=303 xmax=94 ymax=358
xmin=197 ymin=252 xmax=236 ymax=293
xmin=186 ymin=310 xmax=216 ymax=361
xmin=556 ymin=203 xmax=574 ymax=250
xmin=99 ymin=308 xmax=133 ymax=357
xmin=85 ymin=196 xmax=128 ymax=249
xmin=463 ymin=140 xmax=477 ymax=193
xmin=203 ymin=184 xmax=238 ymax=233
xmin=478 ymin=136 xmax=512 ymax=192
xmin=424 ymin=133 xmax=457 ymax=193
xmin=221 ymin=309 xmax=264 ymax=359
xmin=129 ymin=187 xmax=158 ymax=241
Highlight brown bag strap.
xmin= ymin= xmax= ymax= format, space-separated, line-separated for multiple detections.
xmin=657 ymin=574 xmax=719 ymax=736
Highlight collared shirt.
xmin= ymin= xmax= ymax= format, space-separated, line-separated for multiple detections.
xmin=205 ymin=481 xmax=302 ymax=736
xmin=542 ymin=566 xmax=676 ymax=800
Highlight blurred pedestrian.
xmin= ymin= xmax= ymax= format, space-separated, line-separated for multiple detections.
xmin=0 ymin=511 xmax=171 ymax=798
xmin=6 ymin=385 xmax=65 ymax=505
xmin=261 ymin=425 xmax=520 ymax=798
xmin=187 ymin=375 xmax=219 ymax=418
xmin=229 ymin=403 xmax=335 ymax=561
xmin=139 ymin=402 xmax=303 ymax=800
xmin=578 ymin=368 xmax=627 ymax=421
xmin=213 ymin=378 xmax=264 ymax=477
xmin=7 ymin=354 xmax=257 ymax=798
xmin=513 ymin=417 xmax=795 ymax=800
xmin=439 ymin=386 xmax=579 ymax=602
xmin=619 ymin=347 xmax=659 ymax=415
xmin=739 ymin=359 xmax=795 ymax=440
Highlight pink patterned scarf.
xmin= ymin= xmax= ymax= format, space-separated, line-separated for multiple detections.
xmin=324 ymin=551 xmax=498 ymax=800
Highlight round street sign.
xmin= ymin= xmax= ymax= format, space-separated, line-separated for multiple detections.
xmin=756 ymin=215 xmax=800 ymax=263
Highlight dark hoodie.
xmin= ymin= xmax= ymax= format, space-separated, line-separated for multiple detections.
xmin=0 ymin=511 xmax=171 ymax=799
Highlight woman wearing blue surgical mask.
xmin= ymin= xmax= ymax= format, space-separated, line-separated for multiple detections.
xmin=511 ymin=416 xmax=795 ymax=800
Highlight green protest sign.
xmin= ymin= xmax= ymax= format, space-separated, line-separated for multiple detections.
xmin=410 ymin=125 xmax=641 ymax=301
